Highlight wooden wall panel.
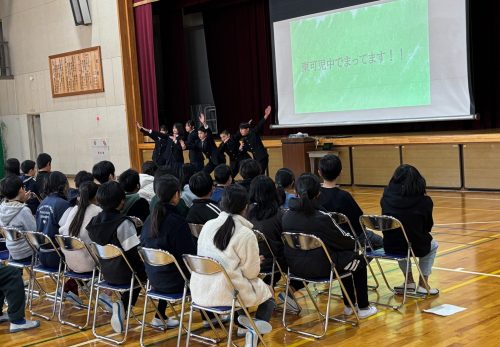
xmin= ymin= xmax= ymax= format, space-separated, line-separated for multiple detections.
xmin=335 ymin=146 xmax=352 ymax=185
xmin=463 ymin=143 xmax=500 ymax=189
xmin=402 ymin=144 xmax=461 ymax=188
xmin=352 ymin=145 xmax=400 ymax=186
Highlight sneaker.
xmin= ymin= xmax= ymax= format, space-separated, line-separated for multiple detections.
xmin=394 ymin=282 xmax=416 ymax=294
xmin=202 ymin=314 xmax=230 ymax=328
xmin=0 ymin=312 xmax=9 ymax=323
xmin=245 ymin=330 xmax=258 ymax=347
xmin=238 ymin=316 xmax=272 ymax=347
xmin=9 ymin=319 xmax=40 ymax=333
xmin=416 ymin=286 xmax=439 ymax=295
xmin=150 ymin=317 xmax=180 ymax=328
xmin=358 ymin=305 xmax=378 ymax=319
xmin=277 ymin=292 xmax=302 ymax=314
xmin=65 ymin=291 xmax=84 ymax=308
xmin=111 ymin=301 xmax=125 ymax=333
xmin=343 ymin=304 xmax=358 ymax=316
xmin=237 ymin=327 xmax=248 ymax=337
xmin=98 ymin=293 xmax=113 ymax=313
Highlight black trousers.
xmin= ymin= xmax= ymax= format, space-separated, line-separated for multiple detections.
xmin=0 ymin=265 xmax=25 ymax=322
xmin=340 ymin=261 xmax=369 ymax=308
xmin=257 ymin=157 xmax=269 ymax=176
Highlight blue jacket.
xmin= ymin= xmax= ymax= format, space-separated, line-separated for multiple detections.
xmin=36 ymin=193 xmax=71 ymax=239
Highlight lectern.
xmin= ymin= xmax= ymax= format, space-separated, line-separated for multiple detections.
xmin=281 ymin=137 xmax=316 ymax=177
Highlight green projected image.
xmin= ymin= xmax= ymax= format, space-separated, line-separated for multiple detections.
xmin=290 ymin=0 xmax=431 ymax=114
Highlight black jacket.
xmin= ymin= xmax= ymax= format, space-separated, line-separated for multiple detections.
xmin=218 ymin=137 xmax=251 ymax=163
xmin=380 ymin=183 xmax=434 ymax=257
xmin=234 ymin=117 xmax=269 ymax=161
xmin=281 ymin=198 xmax=356 ymax=278
xmin=200 ymin=129 xmax=225 ymax=165
xmin=141 ymin=129 xmax=184 ymax=169
xmin=87 ymin=209 xmax=146 ymax=284
xmin=140 ymin=204 xmax=196 ymax=293
xmin=185 ymin=199 xmax=221 ymax=225
xmin=20 ymin=175 xmax=40 ymax=214
xmin=319 ymin=187 xmax=364 ymax=237
xmin=185 ymin=130 xmax=204 ymax=164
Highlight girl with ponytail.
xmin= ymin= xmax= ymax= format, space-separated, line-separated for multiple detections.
xmin=140 ymin=174 xmax=196 ymax=327
xmin=190 ymin=184 xmax=276 ymax=344
xmin=60 ymin=181 xmax=101 ymax=273
xmin=275 ymin=168 xmax=295 ymax=208
xmin=282 ymin=173 xmax=378 ymax=319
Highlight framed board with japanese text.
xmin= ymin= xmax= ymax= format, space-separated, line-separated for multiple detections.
xmin=49 ymin=46 xmax=104 ymax=97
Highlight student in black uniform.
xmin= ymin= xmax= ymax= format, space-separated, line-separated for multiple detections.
xmin=185 ymin=171 xmax=221 ymax=225
xmin=234 ymin=105 xmax=272 ymax=175
xmin=35 ymin=153 xmax=52 ymax=199
xmin=219 ymin=130 xmax=251 ymax=178
xmin=195 ymin=114 xmax=225 ymax=175
xmin=184 ymin=119 xmax=204 ymax=172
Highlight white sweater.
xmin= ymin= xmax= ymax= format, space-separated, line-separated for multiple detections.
xmin=190 ymin=212 xmax=272 ymax=308
xmin=139 ymin=174 xmax=155 ymax=202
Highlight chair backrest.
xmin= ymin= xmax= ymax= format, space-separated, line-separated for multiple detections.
xmin=89 ymin=242 xmax=138 ymax=283
xmin=138 ymin=247 xmax=187 ymax=281
xmin=254 ymin=229 xmax=276 ymax=258
xmin=1 ymin=227 xmax=25 ymax=242
xmin=55 ymin=234 xmax=98 ymax=267
xmin=188 ymin=223 xmax=203 ymax=238
xmin=281 ymin=232 xmax=334 ymax=265
xmin=182 ymin=254 xmax=223 ymax=276
xmin=23 ymin=231 xmax=59 ymax=252
xmin=359 ymin=214 xmax=409 ymax=243
xmin=90 ymin=242 xmax=124 ymax=260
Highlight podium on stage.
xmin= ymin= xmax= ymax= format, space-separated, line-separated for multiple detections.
xmin=281 ymin=137 xmax=316 ymax=177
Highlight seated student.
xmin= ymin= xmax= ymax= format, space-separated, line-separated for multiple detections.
xmin=140 ymin=175 xmax=196 ymax=327
xmin=275 ymin=168 xmax=295 ymax=209
xmin=150 ymin=166 xmax=189 ymax=217
xmin=211 ymin=164 xmax=232 ymax=204
xmin=92 ymin=160 xmax=116 ymax=185
xmin=36 ymin=172 xmax=71 ymax=269
xmin=0 ymin=263 xmax=40 ymax=333
xmin=239 ymin=159 xmax=261 ymax=192
xmin=380 ymin=164 xmax=439 ymax=295
xmin=248 ymin=176 xmax=302 ymax=313
xmin=185 ymin=172 xmax=221 ymax=225
xmin=190 ymin=184 xmax=275 ymax=347
xmin=20 ymin=160 xmax=40 ymax=215
xmin=318 ymin=154 xmax=383 ymax=250
xmin=59 ymin=181 xmax=102 ymax=273
xmin=5 ymin=158 xmax=20 ymax=177
xmin=35 ymin=153 xmax=52 ymax=199
xmin=67 ymin=170 xmax=94 ymax=206
xmin=87 ymin=181 xmax=147 ymax=333
xmin=180 ymin=163 xmax=197 ymax=208
xmin=139 ymin=161 xmax=157 ymax=203
xmin=282 ymin=173 xmax=377 ymax=319
xmin=118 ymin=169 xmax=151 ymax=224
xmin=0 ymin=175 xmax=35 ymax=262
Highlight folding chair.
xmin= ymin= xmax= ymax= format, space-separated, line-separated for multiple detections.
xmin=23 ymin=231 xmax=64 ymax=321
xmin=138 ymin=247 xmax=187 ymax=347
xmin=281 ymin=232 xmax=359 ymax=339
xmin=329 ymin=212 xmax=380 ymax=290
xmin=90 ymin=242 xmax=150 ymax=345
xmin=0 ymin=227 xmax=34 ymax=269
xmin=183 ymin=254 xmax=270 ymax=347
xmin=188 ymin=223 xmax=203 ymax=239
xmin=0 ymin=235 xmax=8 ymax=264
xmin=55 ymin=235 xmax=97 ymax=329
xmin=359 ymin=215 xmax=431 ymax=310
xmin=253 ymin=229 xmax=286 ymax=290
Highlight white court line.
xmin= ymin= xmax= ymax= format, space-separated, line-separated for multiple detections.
xmin=433 ymin=266 xmax=500 ymax=278
xmin=434 ymin=221 xmax=500 ymax=226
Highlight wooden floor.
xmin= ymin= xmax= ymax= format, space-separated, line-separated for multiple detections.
xmin=2 ymin=187 xmax=500 ymax=346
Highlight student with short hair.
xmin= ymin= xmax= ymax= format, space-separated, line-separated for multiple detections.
xmin=275 ymin=168 xmax=295 ymax=209
xmin=20 ymin=160 xmax=40 ymax=215
xmin=140 ymin=175 xmax=196 ymax=327
xmin=92 ymin=160 xmax=116 ymax=184
xmin=0 ymin=175 xmax=35 ymax=262
xmin=87 ymin=181 xmax=146 ymax=333
xmin=239 ymin=159 xmax=261 ymax=192
xmin=0 ymin=264 xmax=40 ymax=333
xmin=380 ymin=164 xmax=439 ymax=295
xmin=139 ymin=161 xmax=157 ymax=202
xmin=35 ymin=153 xmax=52 ymax=199
xmin=5 ymin=158 xmax=20 ymax=177
xmin=191 ymin=184 xmax=275 ymax=346
xmin=67 ymin=170 xmax=95 ymax=206
xmin=282 ymin=173 xmax=377 ymax=319
xmin=218 ymin=130 xmax=251 ymax=178
xmin=118 ymin=169 xmax=151 ymax=224
xmin=211 ymin=164 xmax=232 ymax=204
xmin=180 ymin=163 xmax=197 ymax=208
xmin=184 ymin=119 xmax=204 ymax=172
xmin=186 ymin=172 xmax=221 ymax=225
xmin=318 ymin=154 xmax=383 ymax=249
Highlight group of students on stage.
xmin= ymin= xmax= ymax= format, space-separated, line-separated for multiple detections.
xmin=0 ymin=148 xmax=439 ymax=345
xmin=137 ymin=105 xmax=272 ymax=178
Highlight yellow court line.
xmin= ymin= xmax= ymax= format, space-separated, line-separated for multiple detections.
xmin=435 ymin=232 xmax=500 ymax=255
xmin=442 ymin=268 xmax=500 ymax=293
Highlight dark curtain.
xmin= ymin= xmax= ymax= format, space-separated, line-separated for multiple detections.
xmin=202 ymin=0 xmax=274 ymax=134
xmin=133 ymin=0 xmax=159 ymax=130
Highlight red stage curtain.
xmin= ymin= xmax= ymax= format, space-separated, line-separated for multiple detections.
xmin=133 ymin=0 xmax=159 ymax=130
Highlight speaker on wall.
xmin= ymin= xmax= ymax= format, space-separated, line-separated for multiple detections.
xmin=69 ymin=0 xmax=92 ymax=26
